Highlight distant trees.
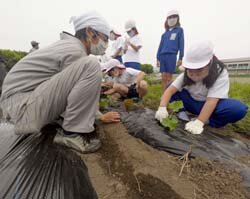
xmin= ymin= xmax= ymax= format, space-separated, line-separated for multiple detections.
xmin=0 ymin=49 xmax=27 ymax=71
xmin=140 ymin=63 xmax=154 ymax=74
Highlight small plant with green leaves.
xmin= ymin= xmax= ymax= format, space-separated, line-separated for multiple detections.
xmin=99 ymin=98 xmax=109 ymax=111
xmin=161 ymin=101 xmax=183 ymax=131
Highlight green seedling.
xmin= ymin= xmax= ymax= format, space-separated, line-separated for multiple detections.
xmin=161 ymin=116 xmax=178 ymax=131
xmin=99 ymin=98 xmax=109 ymax=111
xmin=168 ymin=101 xmax=183 ymax=113
xmin=160 ymin=101 xmax=183 ymax=131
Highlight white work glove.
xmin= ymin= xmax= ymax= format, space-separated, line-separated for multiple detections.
xmin=155 ymin=107 xmax=169 ymax=122
xmin=185 ymin=119 xmax=204 ymax=135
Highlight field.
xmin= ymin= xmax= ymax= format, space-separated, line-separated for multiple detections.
xmin=80 ymin=122 xmax=250 ymax=198
xmin=0 ymin=75 xmax=249 ymax=198
xmin=79 ymin=75 xmax=250 ymax=198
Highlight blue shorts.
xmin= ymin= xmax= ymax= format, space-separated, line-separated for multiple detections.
xmin=159 ymin=53 xmax=177 ymax=74
xmin=127 ymin=84 xmax=139 ymax=98
xmin=114 ymin=55 xmax=123 ymax=63
xmin=124 ymin=62 xmax=141 ymax=70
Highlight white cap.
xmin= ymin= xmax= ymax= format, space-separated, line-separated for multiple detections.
xmin=183 ymin=40 xmax=214 ymax=69
xmin=70 ymin=11 xmax=111 ymax=37
xmin=100 ymin=63 xmax=107 ymax=72
xmin=103 ymin=59 xmax=125 ymax=73
xmin=125 ymin=19 xmax=136 ymax=31
xmin=167 ymin=9 xmax=179 ymax=18
xmin=111 ymin=28 xmax=121 ymax=36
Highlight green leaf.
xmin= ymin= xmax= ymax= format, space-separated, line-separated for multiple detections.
xmin=99 ymin=98 xmax=108 ymax=110
xmin=168 ymin=101 xmax=183 ymax=113
xmin=161 ymin=116 xmax=178 ymax=131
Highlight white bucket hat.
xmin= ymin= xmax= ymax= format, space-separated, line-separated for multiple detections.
xmin=167 ymin=9 xmax=179 ymax=18
xmin=103 ymin=59 xmax=125 ymax=73
xmin=125 ymin=19 xmax=136 ymax=32
xmin=183 ymin=40 xmax=214 ymax=69
xmin=111 ymin=28 xmax=121 ymax=36
xmin=100 ymin=62 xmax=108 ymax=72
xmin=70 ymin=10 xmax=111 ymax=37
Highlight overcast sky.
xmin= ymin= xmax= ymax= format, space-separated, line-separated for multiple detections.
xmin=1 ymin=0 xmax=250 ymax=65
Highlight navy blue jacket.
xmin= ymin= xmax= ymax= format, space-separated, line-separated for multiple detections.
xmin=157 ymin=27 xmax=184 ymax=60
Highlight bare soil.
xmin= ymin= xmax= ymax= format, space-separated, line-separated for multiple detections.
xmin=80 ymin=122 xmax=250 ymax=199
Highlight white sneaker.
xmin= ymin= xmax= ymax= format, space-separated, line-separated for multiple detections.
xmin=53 ymin=130 xmax=101 ymax=153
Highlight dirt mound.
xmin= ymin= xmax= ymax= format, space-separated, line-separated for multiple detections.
xmin=81 ymin=122 xmax=250 ymax=199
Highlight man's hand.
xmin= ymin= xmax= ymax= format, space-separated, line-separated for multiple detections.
xmin=100 ymin=112 xmax=121 ymax=123
xmin=185 ymin=119 xmax=204 ymax=134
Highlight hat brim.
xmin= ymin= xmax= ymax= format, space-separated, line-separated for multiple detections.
xmin=167 ymin=13 xmax=179 ymax=18
xmin=182 ymin=59 xmax=210 ymax=70
xmin=105 ymin=64 xmax=125 ymax=73
xmin=125 ymin=27 xmax=133 ymax=32
xmin=112 ymin=31 xmax=121 ymax=36
xmin=114 ymin=33 xmax=121 ymax=36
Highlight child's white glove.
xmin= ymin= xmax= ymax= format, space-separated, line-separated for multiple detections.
xmin=155 ymin=107 xmax=169 ymax=122
xmin=185 ymin=119 xmax=204 ymax=134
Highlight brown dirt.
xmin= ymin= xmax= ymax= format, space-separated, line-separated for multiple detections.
xmin=80 ymin=122 xmax=250 ymax=199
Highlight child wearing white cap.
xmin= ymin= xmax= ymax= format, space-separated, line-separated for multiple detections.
xmin=110 ymin=29 xmax=124 ymax=63
xmin=0 ymin=11 xmax=117 ymax=153
xmin=155 ymin=40 xmax=248 ymax=135
xmin=101 ymin=59 xmax=148 ymax=100
xmin=123 ymin=19 xmax=142 ymax=70
xmin=157 ymin=9 xmax=184 ymax=91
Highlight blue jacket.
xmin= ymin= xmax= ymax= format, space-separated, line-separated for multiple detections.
xmin=157 ymin=27 xmax=184 ymax=61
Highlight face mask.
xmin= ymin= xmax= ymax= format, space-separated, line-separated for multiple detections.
xmin=110 ymin=33 xmax=115 ymax=41
xmin=90 ymin=39 xmax=108 ymax=55
xmin=189 ymin=76 xmax=204 ymax=82
xmin=167 ymin=18 xmax=178 ymax=27
xmin=127 ymin=30 xmax=135 ymax=37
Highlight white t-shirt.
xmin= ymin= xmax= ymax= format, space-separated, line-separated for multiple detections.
xmin=112 ymin=68 xmax=141 ymax=87
xmin=123 ymin=35 xmax=142 ymax=63
xmin=111 ymin=37 xmax=124 ymax=56
xmin=171 ymin=69 xmax=229 ymax=101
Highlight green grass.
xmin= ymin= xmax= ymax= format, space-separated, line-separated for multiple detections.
xmin=228 ymin=82 xmax=250 ymax=134
xmin=229 ymin=74 xmax=250 ymax=78
xmin=142 ymin=81 xmax=250 ymax=135
xmin=142 ymin=84 xmax=162 ymax=110
xmin=144 ymin=74 xmax=161 ymax=85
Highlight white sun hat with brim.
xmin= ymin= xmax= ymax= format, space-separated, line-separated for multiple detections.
xmin=125 ymin=19 xmax=136 ymax=32
xmin=111 ymin=28 xmax=121 ymax=36
xmin=100 ymin=63 xmax=108 ymax=72
xmin=182 ymin=40 xmax=214 ymax=70
xmin=167 ymin=9 xmax=179 ymax=18
xmin=69 ymin=10 xmax=111 ymax=38
xmin=104 ymin=59 xmax=125 ymax=73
